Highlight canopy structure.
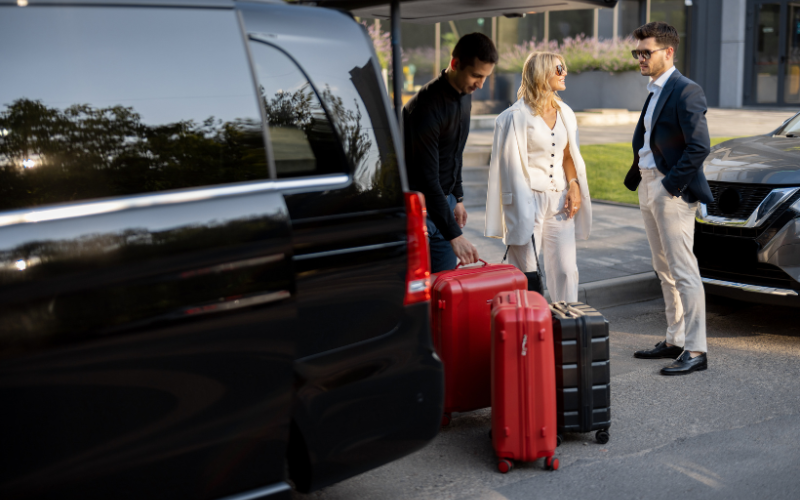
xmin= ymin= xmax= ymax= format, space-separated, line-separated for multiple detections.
xmin=297 ymin=0 xmax=618 ymax=24
xmin=292 ymin=0 xmax=618 ymax=126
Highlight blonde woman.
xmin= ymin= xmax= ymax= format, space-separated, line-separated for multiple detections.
xmin=485 ymin=52 xmax=592 ymax=302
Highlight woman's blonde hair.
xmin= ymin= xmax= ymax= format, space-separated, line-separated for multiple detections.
xmin=517 ymin=51 xmax=566 ymax=116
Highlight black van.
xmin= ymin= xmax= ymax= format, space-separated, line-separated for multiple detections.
xmin=0 ymin=1 xmax=442 ymax=499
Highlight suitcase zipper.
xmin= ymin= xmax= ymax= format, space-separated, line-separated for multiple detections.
xmin=580 ymin=315 xmax=593 ymax=432
xmin=520 ymin=291 xmax=530 ymax=458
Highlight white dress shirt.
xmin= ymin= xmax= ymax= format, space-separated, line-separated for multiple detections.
xmin=525 ymin=105 xmax=568 ymax=192
xmin=638 ymin=65 xmax=677 ymax=169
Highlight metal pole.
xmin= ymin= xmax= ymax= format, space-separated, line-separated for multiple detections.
xmin=612 ymin=2 xmax=619 ymax=44
xmin=593 ymin=9 xmax=599 ymax=42
xmin=391 ymin=0 xmax=403 ymax=126
xmin=490 ymin=16 xmax=497 ymax=99
xmin=543 ymin=11 xmax=549 ymax=43
xmin=435 ymin=22 xmax=441 ymax=76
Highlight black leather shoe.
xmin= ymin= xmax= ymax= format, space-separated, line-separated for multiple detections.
xmin=660 ymin=351 xmax=708 ymax=376
xmin=633 ymin=340 xmax=684 ymax=359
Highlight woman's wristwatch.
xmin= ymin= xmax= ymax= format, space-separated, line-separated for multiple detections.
xmin=568 ymin=178 xmax=579 ymax=187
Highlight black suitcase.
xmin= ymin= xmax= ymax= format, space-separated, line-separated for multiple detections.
xmin=550 ymin=302 xmax=611 ymax=445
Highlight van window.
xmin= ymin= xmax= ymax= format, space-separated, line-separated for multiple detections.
xmin=248 ymin=41 xmax=349 ymax=178
xmin=0 ymin=7 xmax=267 ymax=212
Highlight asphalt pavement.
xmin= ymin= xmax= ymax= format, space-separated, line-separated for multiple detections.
xmin=466 ymin=107 xmax=798 ymax=147
xmin=293 ymin=297 xmax=800 ymax=500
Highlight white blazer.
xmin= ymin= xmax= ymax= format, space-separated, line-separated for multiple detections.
xmin=484 ymin=99 xmax=592 ymax=246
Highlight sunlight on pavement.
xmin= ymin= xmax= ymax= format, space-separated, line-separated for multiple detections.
xmin=664 ymin=462 xmax=723 ymax=490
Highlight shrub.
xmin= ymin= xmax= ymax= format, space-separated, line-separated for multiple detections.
xmin=498 ymin=35 xmax=640 ymax=74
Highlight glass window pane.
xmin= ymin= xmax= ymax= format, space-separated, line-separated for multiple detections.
xmin=619 ymin=0 xmax=644 ymax=38
xmin=785 ymin=3 xmax=800 ymax=103
xmin=549 ymin=10 xmax=594 ymax=44
xmin=650 ymin=0 xmax=688 ymax=74
xmin=756 ymin=3 xmax=782 ymax=103
xmin=0 ymin=7 xmax=267 ymax=211
xmin=248 ymin=42 xmax=348 ymax=179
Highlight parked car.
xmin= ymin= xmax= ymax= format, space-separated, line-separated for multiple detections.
xmin=695 ymin=113 xmax=800 ymax=307
xmin=0 ymin=1 xmax=443 ymax=499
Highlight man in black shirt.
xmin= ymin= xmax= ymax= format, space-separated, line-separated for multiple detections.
xmin=403 ymin=33 xmax=498 ymax=272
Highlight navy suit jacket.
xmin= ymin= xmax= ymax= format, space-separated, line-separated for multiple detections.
xmin=624 ymin=69 xmax=713 ymax=204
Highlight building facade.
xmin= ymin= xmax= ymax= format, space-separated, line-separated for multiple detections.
xmin=379 ymin=0 xmax=798 ymax=109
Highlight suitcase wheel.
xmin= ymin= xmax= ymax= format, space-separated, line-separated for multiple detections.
xmin=544 ymin=456 xmax=559 ymax=471
xmin=556 ymin=434 xmax=563 ymax=447
xmin=497 ymin=459 xmax=513 ymax=474
xmin=441 ymin=413 xmax=452 ymax=427
xmin=595 ymin=430 xmax=610 ymax=444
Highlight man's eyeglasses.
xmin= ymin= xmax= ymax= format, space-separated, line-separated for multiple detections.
xmin=556 ymin=64 xmax=566 ymax=76
xmin=631 ymin=47 xmax=667 ymax=60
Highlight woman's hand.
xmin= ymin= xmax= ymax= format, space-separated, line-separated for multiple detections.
xmin=565 ymin=179 xmax=581 ymax=219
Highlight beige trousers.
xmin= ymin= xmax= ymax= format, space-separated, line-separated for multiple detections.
xmin=638 ymin=168 xmax=707 ymax=353
xmin=507 ymin=189 xmax=578 ymax=303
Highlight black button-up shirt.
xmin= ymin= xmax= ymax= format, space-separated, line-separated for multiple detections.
xmin=403 ymin=70 xmax=470 ymax=241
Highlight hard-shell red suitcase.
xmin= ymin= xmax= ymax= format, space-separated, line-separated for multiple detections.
xmin=431 ymin=260 xmax=527 ymax=425
xmin=491 ymin=290 xmax=558 ymax=473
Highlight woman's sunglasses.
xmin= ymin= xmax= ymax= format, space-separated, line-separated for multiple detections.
xmin=630 ymin=47 xmax=667 ymax=60
xmin=556 ymin=64 xmax=566 ymax=76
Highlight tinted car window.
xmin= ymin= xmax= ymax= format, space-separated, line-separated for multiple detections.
xmin=242 ymin=6 xmax=402 ymax=205
xmin=0 ymin=7 xmax=267 ymax=211
xmin=249 ymin=40 xmax=348 ymax=178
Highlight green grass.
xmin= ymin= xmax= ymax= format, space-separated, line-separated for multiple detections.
xmin=581 ymin=137 xmax=740 ymax=205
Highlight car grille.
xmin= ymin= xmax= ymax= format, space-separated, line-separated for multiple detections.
xmin=695 ymin=223 xmax=759 ymax=239
xmin=698 ymin=184 xmax=800 ymax=240
xmin=706 ymin=182 xmax=773 ymax=219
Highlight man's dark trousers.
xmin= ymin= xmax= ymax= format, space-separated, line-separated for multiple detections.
xmin=427 ymin=194 xmax=458 ymax=273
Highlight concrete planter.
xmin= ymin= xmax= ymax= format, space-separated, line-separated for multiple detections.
xmin=501 ymin=70 xmax=649 ymax=111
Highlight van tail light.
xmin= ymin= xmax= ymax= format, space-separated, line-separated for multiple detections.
xmin=404 ymin=191 xmax=431 ymax=305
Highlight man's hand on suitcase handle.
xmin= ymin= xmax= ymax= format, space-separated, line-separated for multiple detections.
xmin=450 ymin=235 xmax=479 ymax=266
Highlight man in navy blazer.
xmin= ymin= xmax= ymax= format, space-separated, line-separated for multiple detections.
xmin=624 ymin=22 xmax=711 ymax=376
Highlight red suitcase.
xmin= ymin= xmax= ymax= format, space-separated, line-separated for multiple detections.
xmin=491 ymin=290 xmax=558 ymax=473
xmin=431 ymin=260 xmax=527 ymax=425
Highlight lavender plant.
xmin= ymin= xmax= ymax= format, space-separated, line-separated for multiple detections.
xmin=498 ymin=35 xmax=640 ymax=74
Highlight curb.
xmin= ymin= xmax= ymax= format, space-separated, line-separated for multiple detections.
xmin=576 ymin=272 xmax=661 ymax=310
xmin=541 ymin=272 xmax=661 ymax=309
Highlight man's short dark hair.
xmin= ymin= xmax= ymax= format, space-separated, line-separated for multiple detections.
xmin=633 ymin=22 xmax=680 ymax=51
xmin=452 ymin=32 xmax=498 ymax=68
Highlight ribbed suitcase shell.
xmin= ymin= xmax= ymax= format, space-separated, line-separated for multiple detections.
xmin=491 ymin=290 xmax=557 ymax=466
xmin=550 ymin=302 xmax=611 ymax=441
xmin=431 ymin=263 xmax=527 ymax=421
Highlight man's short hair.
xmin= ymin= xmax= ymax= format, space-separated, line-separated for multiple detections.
xmin=633 ymin=22 xmax=680 ymax=51
xmin=452 ymin=32 xmax=498 ymax=69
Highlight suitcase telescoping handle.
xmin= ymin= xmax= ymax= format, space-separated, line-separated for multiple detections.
xmin=455 ymin=259 xmax=488 ymax=269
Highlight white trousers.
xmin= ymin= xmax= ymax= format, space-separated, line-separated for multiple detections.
xmin=507 ymin=189 xmax=578 ymax=303
xmin=638 ymin=168 xmax=707 ymax=353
